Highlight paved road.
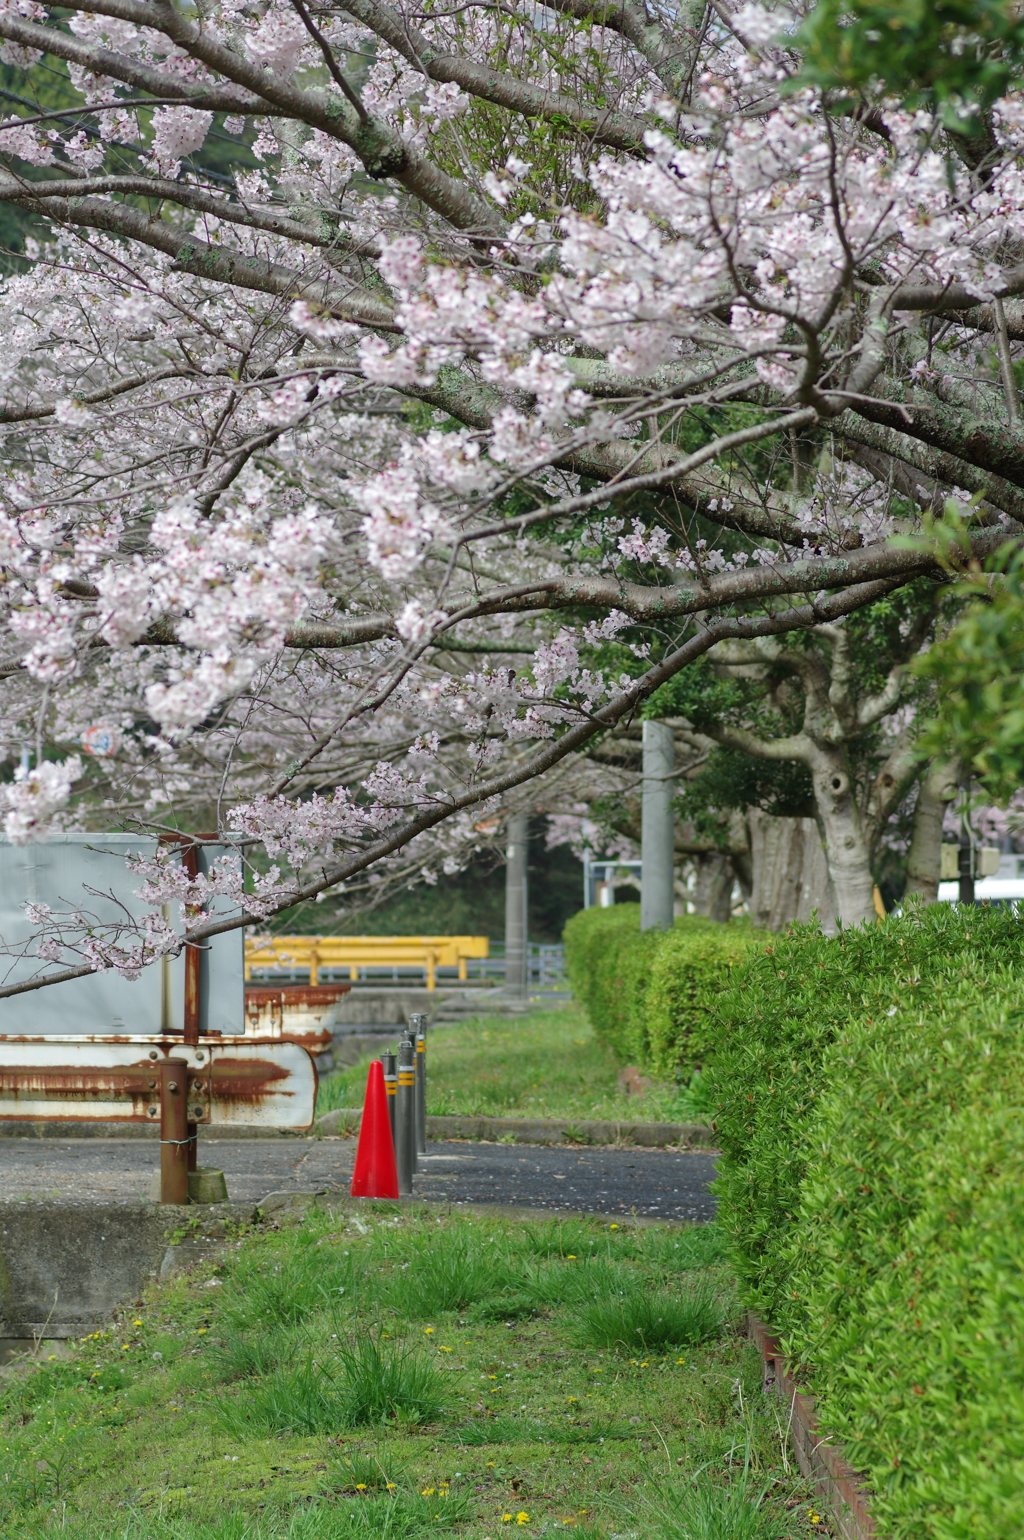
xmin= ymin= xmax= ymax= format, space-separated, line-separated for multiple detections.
xmin=0 ymin=1138 xmax=717 ymax=1222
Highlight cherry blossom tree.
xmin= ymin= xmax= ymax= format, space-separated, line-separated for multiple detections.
xmin=0 ymin=0 xmax=1022 ymax=992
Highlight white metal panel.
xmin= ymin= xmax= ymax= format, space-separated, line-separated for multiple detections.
xmin=0 ymin=836 xmax=244 ymax=1036
xmin=0 ymin=1035 xmax=316 ymax=1127
xmin=937 ymin=879 xmax=1024 ymax=903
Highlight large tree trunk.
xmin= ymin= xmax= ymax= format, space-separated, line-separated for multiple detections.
xmin=746 ymin=809 xmax=836 ymax=931
xmin=811 ymin=754 xmax=878 ymax=928
xmin=905 ymin=758 xmax=960 ymax=903
xmin=691 ymin=851 xmax=734 ymax=921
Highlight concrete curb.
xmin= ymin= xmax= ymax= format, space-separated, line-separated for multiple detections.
xmin=316 ymin=1108 xmax=716 ymax=1148
xmin=0 ymin=1200 xmax=257 ymax=1342
xmin=748 ymin=1315 xmax=876 ymax=1540
xmin=260 ymin=1190 xmax=688 ymax=1229
xmin=0 ymin=1112 xmax=715 ymax=1148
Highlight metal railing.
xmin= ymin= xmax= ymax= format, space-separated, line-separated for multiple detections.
xmin=247 ymin=941 xmax=568 ymax=988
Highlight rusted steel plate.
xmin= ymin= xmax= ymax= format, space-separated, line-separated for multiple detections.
xmin=243 ymin=983 xmax=350 ymax=1054
xmin=0 ymin=1036 xmax=317 ymax=1128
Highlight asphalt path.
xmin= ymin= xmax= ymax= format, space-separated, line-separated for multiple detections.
xmin=0 ymin=1137 xmax=717 ymax=1222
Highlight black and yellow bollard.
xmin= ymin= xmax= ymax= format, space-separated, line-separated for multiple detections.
xmin=382 ymin=1050 xmax=397 ymax=1146
xmin=395 ymin=1034 xmax=416 ymax=1196
xmin=411 ymin=1012 xmax=427 ymax=1158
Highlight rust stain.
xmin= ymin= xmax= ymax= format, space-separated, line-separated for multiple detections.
xmin=244 ymin=985 xmax=351 ymax=1005
xmin=0 ymin=1041 xmax=311 ymax=1123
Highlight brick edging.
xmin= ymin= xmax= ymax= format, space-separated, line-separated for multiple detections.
xmin=747 ymin=1316 xmax=876 ymax=1540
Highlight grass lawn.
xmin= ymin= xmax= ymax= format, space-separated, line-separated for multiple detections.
xmin=0 ymin=1207 xmax=822 ymax=1539
xmin=316 ymin=1006 xmax=710 ymax=1124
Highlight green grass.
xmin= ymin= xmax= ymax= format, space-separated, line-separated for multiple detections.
xmin=0 ymin=1207 xmax=822 ymax=1540
xmin=317 ymin=1005 xmax=712 ymax=1123
xmin=570 ymin=1275 xmax=725 ymax=1353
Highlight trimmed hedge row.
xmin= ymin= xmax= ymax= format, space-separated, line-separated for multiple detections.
xmin=563 ymin=904 xmax=763 ymax=1077
xmin=708 ymin=904 xmax=1024 ymax=1540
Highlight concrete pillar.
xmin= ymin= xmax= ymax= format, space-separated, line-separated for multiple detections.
xmin=641 ymin=719 xmax=675 ymax=932
xmin=504 ymin=812 xmax=529 ymax=996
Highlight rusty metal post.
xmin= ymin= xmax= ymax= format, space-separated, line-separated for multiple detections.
xmin=159 ymin=1057 xmax=190 ymax=1205
xmin=395 ymin=1034 xmax=415 ymax=1196
xmin=411 ymin=1013 xmax=427 ymax=1158
xmin=382 ymin=1051 xmax=397 ymax=1145
xmin=180 ymin=842 xmax=202 ymax=1171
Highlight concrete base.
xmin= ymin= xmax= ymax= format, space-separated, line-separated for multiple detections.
xmin=144 ymin=1167 xmax=229 ymax=1204
xmin=0 ymin=1200 xmax=255 ymax=1341
xmin=329 ymin=989 xmax=474 ymax=1025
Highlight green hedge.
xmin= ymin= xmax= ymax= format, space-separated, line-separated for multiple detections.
xmin=708 ymin=905 xmax=1024 ymax=1540
xmin=563 ymin=904 xmax=763 ymax=1077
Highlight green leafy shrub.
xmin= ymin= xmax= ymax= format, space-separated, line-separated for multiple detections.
xmin=778 ymin=972 xmax=1024 ymax=1540
xmin=564 ymin=904 xmax=668 ymax=1064
xmin=644 ymin=922 xmax=765 ymax=1077
xmin=563 ymin=904 xmax=763 ymax=1075
xmin=706 ymin=903 xmax=1024 ymax=1330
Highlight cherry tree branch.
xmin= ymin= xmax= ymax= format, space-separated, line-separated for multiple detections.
xmin=0 ymin=572 xmax=904 ymax=999
xmin=344 ymin=0 xmax=655 ymax=152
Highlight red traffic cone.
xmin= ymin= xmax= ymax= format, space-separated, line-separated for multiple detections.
xmin=350 ymin=1060 xmax=400 ymax=1199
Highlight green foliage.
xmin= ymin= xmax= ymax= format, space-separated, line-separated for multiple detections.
xmin=708 ymin=904 xmax=1024 ymax=1329
xmin=777 ymin=972 xmax=1024 ymax=1539
xmin=564 ymin=904 xmax=765 ymax=1076
xmin=676 ymin=749 xmax=815 ymax=841
xmin=645 ymin=656 xmax=761 ymax=732
xmin=564 ymin=904 xmax=667 ymax=1065
xmin=797 ymin=0 xmax=1024 ymax=118
xmin=915 ymin=548 xmax=1024 ymax=801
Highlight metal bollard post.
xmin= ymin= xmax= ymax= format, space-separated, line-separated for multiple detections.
xmin=382 ymin=1051 xmax=397 ymax=1145
xmin=159 ymin=1057 xmax=190 ymax=1205
xmin=411 ymin=1012 xmax=427 ymax=1157
xmin=402 ymin=1029 xmax=420 ymax=1174
xmin=395 ymin=1035 xmax=416 ymax=1196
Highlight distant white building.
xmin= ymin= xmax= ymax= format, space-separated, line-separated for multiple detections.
xmin=938 ymin=850 xmax=1024 ymax=905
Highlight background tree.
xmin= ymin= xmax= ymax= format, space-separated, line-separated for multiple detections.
xmin=0 ymin=0 xmax=1023 ymax=987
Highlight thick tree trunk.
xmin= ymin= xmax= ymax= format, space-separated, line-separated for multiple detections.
xmin=746 ymin=810 xmax=835 ymax=931
xmin=812 ymin=755 xmax=878 ymax=928
xmin=691 ymin=851 xmax=734 ymax=921
xmin=905 ymin=758 xmax=960 ymax=903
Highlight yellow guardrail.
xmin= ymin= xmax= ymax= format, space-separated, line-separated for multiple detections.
xmin=244 ymin=935 xmax=490 ymax=991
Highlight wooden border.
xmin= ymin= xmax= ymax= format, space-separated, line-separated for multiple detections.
xmin=747 ymin=1316 xmax=877 ymax=1540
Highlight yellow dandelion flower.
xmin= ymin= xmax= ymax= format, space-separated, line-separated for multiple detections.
xmin=424 ymin=1327 xmax=434 ymax=1334
xmin=355 ymin=1483 xmax=367 ymax=1491
xmin=421 ymin=1487 xmax=435 ymax=1496
xmin=516 ymin=1512 xmax=530 ymax=1525
xmin=501 ymin=1514 xmax=514 ymax=1524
